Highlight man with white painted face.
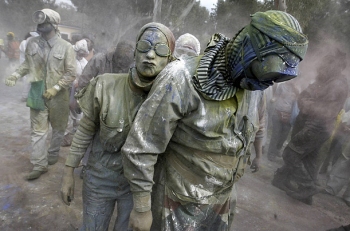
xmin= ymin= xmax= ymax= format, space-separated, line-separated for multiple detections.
xmin=4 ymin=9 xmax=76 ymax=180
xmin=122 ymin=10 xmax=308 ymax=231
xmin=60 ymin=22 xmax=175 ymax=231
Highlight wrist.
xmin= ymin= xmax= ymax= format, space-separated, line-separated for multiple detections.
xmin=64 ymin=166 xmax=75 ymax=175
xmin=53 ymin=84 xmax=61 ymax=91
xmin=133 ymin=192 xmax=151 ymax=212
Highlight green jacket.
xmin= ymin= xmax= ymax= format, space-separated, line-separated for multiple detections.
xmin=122 ymin=57 xmax=263 ymax=209
xmin=12 ymin=34 xmax=76 ymax=90
xmin=66 ymin=73 xmax=147 ymax=171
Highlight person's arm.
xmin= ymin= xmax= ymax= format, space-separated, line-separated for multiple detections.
xmin=4 ymin=57 xmax=29 ymax=86
xmin=60 ymin=78 xmax=100 ymax=205
xmin=76 ymin=54 xmax=102 ymax=91
xmin=122 ymin=62 xmax=193 ymax=229
xmin=250 ymin=91 xmax=266 ymax=173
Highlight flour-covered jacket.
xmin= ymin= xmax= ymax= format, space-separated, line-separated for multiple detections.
xmin=66 ymin=73 xmax=146 ymax=171
xmin=122 ymin=56 xmax=263 ymax=206
xmin=12 ymin=34 xmax=76 ymax=90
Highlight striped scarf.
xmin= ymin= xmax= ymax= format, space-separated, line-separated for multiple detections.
xmin=193 ymin=10 xmax=308 ymax=101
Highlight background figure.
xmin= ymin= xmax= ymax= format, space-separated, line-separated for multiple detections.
xmin=75 ymin=40 xmax=135 ymax=92
xmin=60 ymin=22 xmax=175 ymax=231
xmin=61 ymin=39 xmax=89 ymax=147
xmin=173 ymin=33 xmax=201 ymax=59
xmin=4 ymin=9 xmax=76 ymax=180
xmin=19 ymin=31 xmax=39 ymax=102
xmin=322 ymin=110 xmax=350 ymax=207
xmin=272 ymin=50 xmax=348 ymax=205
xmin=267 ymin=80 xmax=299 ymax=161
xmin=1 ymin=32 xmax=20 ymax=62
xmin=1 ymin=32 xmax=20 ymax=75
xmin=82 ymin=34 xmax=95 ymax=61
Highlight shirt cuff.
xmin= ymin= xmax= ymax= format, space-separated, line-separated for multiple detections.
xmin=133 ymin=192 xmax=151 ymax=212
xmin=65 ymin=154 xmax=81 ymax=168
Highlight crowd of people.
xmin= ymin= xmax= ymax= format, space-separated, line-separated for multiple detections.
xmin=2 ymin=7 xmax=350 ymax=231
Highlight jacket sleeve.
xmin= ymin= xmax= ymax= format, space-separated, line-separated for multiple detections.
xmin=77 ymin=54 xmax=103 ymax=91
xmin=11 ymin=52 xmax=30 ymax=79
xmin=57 ymin=44 xmax=76 ymax=89
xmin=65 ymin=77 xmax=101 ymax=167
xmin=121 ymin=62 xmax=194 ymax=211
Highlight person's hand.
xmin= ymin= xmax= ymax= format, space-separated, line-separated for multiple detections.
xmin=128 ymin=209 xmax=152 ymax=231
xmin=5 ymin=75 xmax=18 ymax=87
xmin=60 ymin=167 xmax=75 ymax=206
xmin=43 ymin=88 xmax=58 ymax=100
xmin=250 ymin=157 xmax=260 ymax=173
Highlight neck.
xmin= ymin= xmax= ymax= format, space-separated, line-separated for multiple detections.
xmin=129 ymin=67 xmax=155 ymax=93
xmin=42 ymin=30 xmax=56 ymax=41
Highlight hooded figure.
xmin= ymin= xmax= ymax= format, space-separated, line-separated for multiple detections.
xmin=122 ymin=10 xmax=308 ymax=231
xmin=60 ymin=22 xmax=175 ymax=231
xmin=173 ymin=33 xmax=201 ymax=59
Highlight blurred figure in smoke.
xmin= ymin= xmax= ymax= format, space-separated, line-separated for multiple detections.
xmin=60 ymin=22 xmax=175 ymax=231
xmin=19 ymin=31 xmax=39 ymax=102
xmin=267 ymin=80 xmax=299 ymax=162
xmin=122 ymin=10 xmax=308 ymax=231
xmin=1 ymin=32 xmax=20 ymax=63
xmin=82 ymin=34 xmax=95 ymax=61
xmin=272 ymin=50 xmax=348 ymax=205
xmin=4 ymin=9 xmax=76 ymax=180
xmin=321 ymin=110 xmax=350 ymax=207
xmin=61 ymin=39 xmax=89 ymax=150
xmin=1 ymin=32 xmax=20 ymax=75
xmin=173 ymin=33 xmax=201 ymax=59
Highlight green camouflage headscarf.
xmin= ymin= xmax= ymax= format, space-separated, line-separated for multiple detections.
xmin=193 ymin=10 xmax=308 ymax=101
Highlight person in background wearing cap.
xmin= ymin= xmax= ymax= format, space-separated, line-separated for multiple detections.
xmin=61 ymin=39 xmax=89 ymax=149
xmin=121 ymin=10 xmax=308 ymax=231
xmin=4 ymin=9 xmax=76 ymax=180
xmin=60 ymin=22 xmax=175 ymax=231
xmin=19 ymin=31 xmax=40 ymax=102
xmin=272 ymin=49 xmax=348 ymax=205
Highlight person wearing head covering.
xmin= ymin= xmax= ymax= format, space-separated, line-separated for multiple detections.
xmin=60 ymin=22 xmax=175 ymax=231
xmin=173 ymin=33 xmax=201 ymax=59
xmin=4 ymin=9 xmax=76 ymax=180
xmin=122 ymin=10 xmax=308 ymax=231
xmin=0 ymin=32 xmax=20 ymax=63
xmin=61 ymin=40 xmax=135 ymax=180
xmin=61 ymin=39 xmax=89 ymax=149
xmin=272 ymin=50 xmax=348 ymax=205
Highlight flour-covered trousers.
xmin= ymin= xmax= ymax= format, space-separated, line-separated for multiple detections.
xmin=30 ymin=91 xmax=69 ymax=171
xmin=326 ymin=153 xmax=350 ymax=203
xmin=81 ymin=162 xmax=133 ymax=231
